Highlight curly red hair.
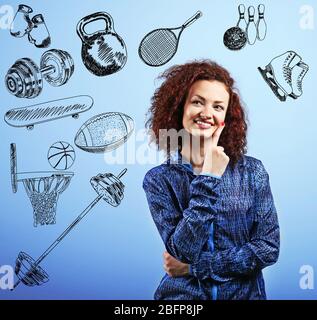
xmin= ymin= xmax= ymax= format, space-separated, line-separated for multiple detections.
xmin=145 ymin=60 xmax=248 ymax=168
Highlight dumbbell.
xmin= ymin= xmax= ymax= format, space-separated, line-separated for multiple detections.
xmin=5 ymin=49 xmax=74 ymax=99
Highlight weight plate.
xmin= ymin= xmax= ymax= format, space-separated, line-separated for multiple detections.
xmin=5 ymin=58 xmax=42 ymax=98
xmin=20 ymin=58 xmax=43 ymax=98
xmin=40 ymin=49 xmax=74 ymax=86
xmin=15 ymin=251 xmax=49 ymax=286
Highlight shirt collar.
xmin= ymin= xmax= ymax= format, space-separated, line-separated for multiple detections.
xmin=166 ymin=150 xmax=193 ymax=171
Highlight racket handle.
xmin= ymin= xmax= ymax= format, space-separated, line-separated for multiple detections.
xmin=182 ymin=11 xmax=202 ymax=28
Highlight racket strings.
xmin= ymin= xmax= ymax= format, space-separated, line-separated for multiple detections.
xmin=139 ymin=29 xmax=177 ymax=66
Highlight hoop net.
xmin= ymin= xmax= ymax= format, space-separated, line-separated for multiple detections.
xmin=22 ymin=174 xmax=72 ymax=227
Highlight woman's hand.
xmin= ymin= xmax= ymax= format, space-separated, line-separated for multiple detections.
xmin=163 ymin=251 xmax=190 ymax=277
xmin=201 ymin=120 xmax=229 ymax=177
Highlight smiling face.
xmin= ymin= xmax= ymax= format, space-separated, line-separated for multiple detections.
xmin=182 ymin=80 xmax=230 ymax=139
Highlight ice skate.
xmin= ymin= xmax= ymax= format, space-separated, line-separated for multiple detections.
xmin=258 ymin=51 xmax=302 ymax=101
xmin=289 ymin=62 xmax=309 ymax=99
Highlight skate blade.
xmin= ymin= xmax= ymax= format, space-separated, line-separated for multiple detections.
xmin=258 ymin=66 xmax=287 ymax=102
xmin=289 ymin=93 xmax=299 ymax=100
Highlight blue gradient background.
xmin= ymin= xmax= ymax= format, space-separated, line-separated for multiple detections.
xmin=0 ymin=0 xmax=316 ymax=300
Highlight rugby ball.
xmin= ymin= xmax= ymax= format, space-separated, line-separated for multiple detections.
xmin=74 ymin=112 xmax=134 ymax=153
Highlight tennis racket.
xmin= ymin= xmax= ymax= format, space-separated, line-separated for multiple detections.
xmin=138 ymin=11 xmax=202 ymax=67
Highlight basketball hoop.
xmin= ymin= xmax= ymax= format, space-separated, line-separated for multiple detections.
xmin=10 ymin=143 xmax=73 ymax=227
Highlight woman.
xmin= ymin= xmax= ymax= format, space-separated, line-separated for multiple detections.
xmin=142 ymin=60 xmax=280 ymax=300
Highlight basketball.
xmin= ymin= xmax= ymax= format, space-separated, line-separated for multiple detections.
xmin=48 ymin=141 xmax=75 ymax=170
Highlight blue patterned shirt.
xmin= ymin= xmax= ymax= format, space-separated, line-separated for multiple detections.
xmin=142 ymin=151 xmax=280 ymax=300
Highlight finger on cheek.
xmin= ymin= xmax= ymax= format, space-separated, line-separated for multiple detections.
xmin=213 ymin=115 xmax=221 ymax=126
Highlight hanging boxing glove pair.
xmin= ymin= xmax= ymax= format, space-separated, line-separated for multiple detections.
xmin=10 ymin=4 xmax=51 ymax=48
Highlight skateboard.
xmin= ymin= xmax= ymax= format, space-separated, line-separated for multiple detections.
xmin=5 ymin=95 xmax=93 ymax=130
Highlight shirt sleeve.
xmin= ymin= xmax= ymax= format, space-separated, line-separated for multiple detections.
xmin=199 ymin=172 xmax=222 ymax=179
xmin=142 ymin=168 xmax=222 ymax=264
xmin=190 ymin=162 xmax=280 ymax=282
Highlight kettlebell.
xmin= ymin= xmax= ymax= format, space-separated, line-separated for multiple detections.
xmin=76 ymin=12 xmax=127 ymax=76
